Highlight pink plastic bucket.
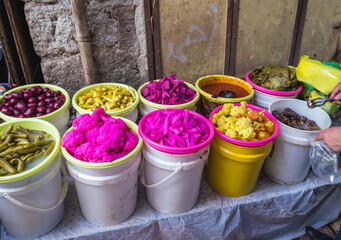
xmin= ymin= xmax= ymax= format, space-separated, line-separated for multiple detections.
xmin=138 ymin=108 xmax=215 ymax=155
xmin=246 ymin=72 xmax=302 ymax=96
xmin=209 ymin=103 xmax=280 ymax=147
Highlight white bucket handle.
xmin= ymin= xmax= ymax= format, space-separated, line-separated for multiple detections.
xmin=2 ymin=163 xmax=68 ymax=213
xmin=140 ymin=158 xmax=183 ymax=188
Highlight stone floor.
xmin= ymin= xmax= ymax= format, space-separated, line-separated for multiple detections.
xmin=294 ymin=216 xmax=341 ymax=239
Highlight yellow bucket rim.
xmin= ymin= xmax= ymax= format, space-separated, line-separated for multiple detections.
xmin=72 ymin=83 xmax=140 ymax=117
xmin=0 ymin=119 xmax=61 ymax=182
xmin=0 ymin=84 xmax=70 ymax=121
xmin=61 ymin=116 xmax=142 ymax=169
xmin=195 ymin=75 xmax=254 ymax=103
xmin=138 ymin=80 xmax=200 ymax=109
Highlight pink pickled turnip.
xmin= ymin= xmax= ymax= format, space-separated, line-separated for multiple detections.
xmin=142 ymin=74 xmax=196 ymax=105
xmin=141 ymin=109 xmax=209 ymax=148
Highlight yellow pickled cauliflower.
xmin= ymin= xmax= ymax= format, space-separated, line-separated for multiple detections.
xmin=235 ymin=117 xmax=252 ymax=132
xmin=265 ymin=120 xmax=275 ymax=133
xmin=225 ymin=128 xmax=238 ymax=139
xmin=212 ymin=101 xmax=275 ymax=141
xmin=230 ymin=103 xmax=248 ymax=116
xmin=238 ymin=127 xmax=256 ymax=141
xmin=212 ymin=104 xmax=232 ymax=124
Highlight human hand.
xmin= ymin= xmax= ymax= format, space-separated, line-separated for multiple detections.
xmin=315 ymin=126 xmax=341 ymax=152
xmin=331 ymin=82 xmax=341 ymax=104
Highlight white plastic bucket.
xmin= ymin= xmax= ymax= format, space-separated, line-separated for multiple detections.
xmin=252 ymin=89 xmax=299 ymax=110
xmin=66 ymin=153 xmax=141 ymax=225
xmin=0 ymin=119 xmax=67 ymax=238
xmin=61 ymin=117 xmax=143 ymax=226
xmin=264 ymin=99 xmax=331 ymax=185
xmin=140 ymin=143 xmax=210 ymax=214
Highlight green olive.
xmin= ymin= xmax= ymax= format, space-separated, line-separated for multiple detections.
xmin=78 ymin=85 xmax=136 ymax=112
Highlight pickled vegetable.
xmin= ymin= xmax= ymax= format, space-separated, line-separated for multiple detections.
xmin=272 ymin=108 xmax=320 ymax=131
xmin=78 ymin=85 xmax=136 ymax=112
xmin=0 ymin=125 xmax=55 ymax=176
xmin=212 ymin=102 xmax=275 ymax=141
xmin=250 ymin=65 xmax=299 ymax=91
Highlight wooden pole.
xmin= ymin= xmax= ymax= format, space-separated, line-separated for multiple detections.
xmin=70 ymin=0 xmax=96 ymax=85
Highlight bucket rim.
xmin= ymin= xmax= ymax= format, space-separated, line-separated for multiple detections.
xmin=0 ymin=83 xmax=70 ymax=121
xmin=195 ymin=74 xmax=255 ymax=103
xmin=246 ymin=71 xmax=303 ymax=96
xmin=138 ymin=108 xmax=215 ymax=154
xmin=138 ymin=80 xmax=200 ymax=109
xmin=72 ymin=82 xmax=140 ymax=117
xmin=209 ymin=103 xmax=280 ymax=147
xmin=268 ymin=99 xmax=331 ymax=133
xmin=61 ymin=116 xmax=143 ymax=168
xmin=0 ymin=119 xmax=61 ymax=182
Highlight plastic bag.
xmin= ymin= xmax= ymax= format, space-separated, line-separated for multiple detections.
xmin=296 ymin=55 xmax=341 ymax=95
xmin=309 ymin=140 xmax=340 ymax=183
xmin=322 ymin=61 xmax=341 ymax=70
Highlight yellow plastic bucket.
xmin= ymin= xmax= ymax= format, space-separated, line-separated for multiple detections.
xmin=195 ymin=75 xmax=254 ymax=117
xmin=207 ymin=135 xmax=273 ymax=197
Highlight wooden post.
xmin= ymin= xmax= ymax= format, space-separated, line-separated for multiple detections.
xmin=70 ymin=0 xmax=96 ymax=85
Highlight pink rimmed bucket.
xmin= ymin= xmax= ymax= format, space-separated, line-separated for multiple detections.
xmin=206 ymin=103 xmax=280 ymax=197
xmin=138 ymin=109 xmax=214 ymax=214
xmin=246 ymin=72 xmax=302 ymax=110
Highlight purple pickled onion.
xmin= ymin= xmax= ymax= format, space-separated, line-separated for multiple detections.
xmin=142 ymin=109 xmax=209 ymax=148
xmin=142 ymin=75 xmax=196 ymax=105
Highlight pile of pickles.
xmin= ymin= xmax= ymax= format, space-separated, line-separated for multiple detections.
xmin=0 ymin=125 xmax=55 ymax=176
xmin=78 ymin=85 xmax=136 ymax=112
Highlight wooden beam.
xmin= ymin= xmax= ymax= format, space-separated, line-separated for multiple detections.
xmin=144 ymin=0 xmax=155 ymax=80
xmin=70 ymin=0 xmax=97 ymax=85
xmin=229 ymin=0 xmax=240 ymax=76
xmin=224 ymin=0 xmax=240 ymax=76
xmin=4 ymin=0 xmax=38 ymax=84
xmin=0 ymin=0 xmax=23 ymax=85
xmin=224 ymin=0 xmax=234 ymax=75
xmin=288 ymin=0 xmax=308 ymax=66
xmin=151 ymin=0 xmax=162 ymax=79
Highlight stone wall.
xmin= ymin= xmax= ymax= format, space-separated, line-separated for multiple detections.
xmin=23 ymin=0 xmax=148 ymax=96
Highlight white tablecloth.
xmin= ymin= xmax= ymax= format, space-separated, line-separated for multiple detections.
xmin=2 ymin=168 xmax=341 ymax=240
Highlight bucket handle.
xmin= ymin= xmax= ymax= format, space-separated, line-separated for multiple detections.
xmin=3 ymin=163 xmax=69 ymax=213
xmin=140 ymin=158 xmax=183 ymax=188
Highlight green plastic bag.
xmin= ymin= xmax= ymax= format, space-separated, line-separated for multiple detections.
xmin=296 ymin=55 xmax=341 ymax=95
xmin=322 ymin=61 xmax=341 ymax=70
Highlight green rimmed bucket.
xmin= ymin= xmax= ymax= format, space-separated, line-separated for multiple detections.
xmin=138 ymin=80 xmax=200 ymax=116
xmin=0 ymin=84 xmax=70 ymax=135
xmin=195 ymin=75 xmax=254 ymax=118
xmin=72 ymin=83 xmax=140 ymax=122
xmin=0 ymin=119 xmax=68 ymax=238
xmin=61 ymin=117 xmax=142 ymax=226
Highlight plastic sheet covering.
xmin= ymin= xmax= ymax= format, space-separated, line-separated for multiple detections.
xmin=1 ymin=170 xmax=341 ymax=240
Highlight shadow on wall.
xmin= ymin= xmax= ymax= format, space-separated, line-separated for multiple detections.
xmin=327 ymin=22 xmax=341 ymax=62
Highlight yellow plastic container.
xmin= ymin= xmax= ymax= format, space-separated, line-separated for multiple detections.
xmin=207 ymin=135 xmax=273 ymax=197
xmin=195 ymin=75 xmax=254 ymax=117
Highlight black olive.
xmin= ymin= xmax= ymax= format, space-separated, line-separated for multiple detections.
xmin=218 ymin=89 xmax=235 ymax=98
xmin=223 ymin=90 xmax=235 ymax=98
xmin=211 ymin=94 xmax=218 ymax=98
